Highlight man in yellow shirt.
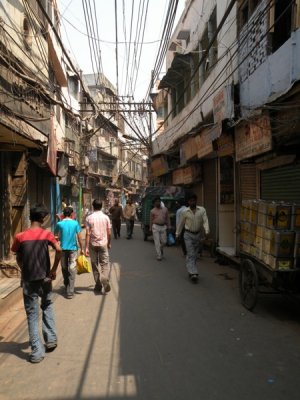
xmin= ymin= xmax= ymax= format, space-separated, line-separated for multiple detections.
xmin=176 ymin=193 xmax=209 ymax=282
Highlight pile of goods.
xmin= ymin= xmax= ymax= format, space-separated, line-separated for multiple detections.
xmin=240 ymin=200 xmax=300 ymax=270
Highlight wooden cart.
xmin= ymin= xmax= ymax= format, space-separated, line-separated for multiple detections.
xmin=239 ymin=252 xmax=300 ymax=311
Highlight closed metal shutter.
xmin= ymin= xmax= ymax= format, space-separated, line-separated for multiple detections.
xmin=203 ymin=159 xmax=217 ymax=241
xmin=240 ymin=163 xmax=257 ymax=200
xmin=261 ymin=164 xmax=300 ymax=202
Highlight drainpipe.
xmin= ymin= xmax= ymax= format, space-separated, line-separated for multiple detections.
xmin=79 ymin=174 xmax=83 ymax=226
xmin=50 ymin=177 xmax=56 ymax=231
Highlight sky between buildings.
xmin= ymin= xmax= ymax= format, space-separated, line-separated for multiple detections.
xmin=58 ymin=0 xmax=185 ymax=101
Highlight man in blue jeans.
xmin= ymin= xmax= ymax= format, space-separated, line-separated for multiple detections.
xmin=11 ymin=205 xmax=62 ymax=363
xmin=55 ymin=206 xmax=83 ymax=299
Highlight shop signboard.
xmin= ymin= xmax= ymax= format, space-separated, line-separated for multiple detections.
xmin=195 ymin=125 xmax=221 ymax=159
xmin=181 ymin=136 xmax=198 ymax=161
xmin=235 ymin=115 xmax=272 ymax=161
xmin=151 ymin=155 xmax=168 ymax=177
xmin=216 ymin=133 xmax=234 ymax=156
xmin=195 ymin=133 xmax=212 ymax=159
xmin=172 ymin=168 xmax=184 ymax=185
xmin=172 ymin=165 xmax=201 ymax=185
xmin=213 ymin=85 xmax=234 ymax=123
xmin=183 ymin=165 xmax=201 ymax=184
xmin=47 ymin=115 xmax=57 ymax=175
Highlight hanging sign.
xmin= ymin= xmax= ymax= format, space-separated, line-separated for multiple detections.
xmin=181 ymin=136 xmax=198 ymax=161
xmin=47 ymin=115 xmax=57 ymax=176
xmin=151 ymin=156 xmax=168 ymax=177
xmin=213 ymin=85 xmax=234 ymax=123
xmin=216 ymin=133 xmax=234 ymax=156
xmin=235 ymin=115 xmax=272 ymax=161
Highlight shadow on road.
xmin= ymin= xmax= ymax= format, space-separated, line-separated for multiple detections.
xmin=0 ymin=340 xmax=28 ymax=361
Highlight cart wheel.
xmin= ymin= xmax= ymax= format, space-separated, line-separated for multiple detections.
xmin=239 ymin=259 xmax=258 ymax=311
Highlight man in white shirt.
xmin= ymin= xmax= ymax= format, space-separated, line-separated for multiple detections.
xmin=85 ymin=199 xmax=111 ymax=294
xmin=176 ymin=199 xmax=187 ymax=256
xmin=150 ymin=197 xmax=170 ymax=261
xmin=176 ymin=193 xmax=209 ymax=282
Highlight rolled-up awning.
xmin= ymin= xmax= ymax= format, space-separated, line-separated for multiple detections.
xmin=158 ymin=53 xmax=191 ymax=89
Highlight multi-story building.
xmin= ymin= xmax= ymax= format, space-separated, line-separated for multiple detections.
xmin=151 ymin=0 xmax=300 ymax=258
xmin=151 ymin=0 xmax=238 ymax=251
xmin=0 ymin=0 xmax=69 ymax=262
xmin=0 ymin=0 xmax=91 ymax=265
xmin=82 ymin=73 xmax=148 ymax=208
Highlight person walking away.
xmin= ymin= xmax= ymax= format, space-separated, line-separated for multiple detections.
xmin=85 ymin=199 xmax=112 ymax=294
xmin=55 ymin=206 xmax=83 ymax=299
xmin=123 ymin=198 xmax=136 ymax=239
xmin=109 ymin=199 xmax=123 ymax=239
xmin=150 ymin=196 xmax=170 ymax=261
xmin=176 ymin=193 xmax=209 ymax=282
xmin=11 ymin=205 xmax=62 ymax=363
xmin=176 ymin=199 xmax=187 ymax=256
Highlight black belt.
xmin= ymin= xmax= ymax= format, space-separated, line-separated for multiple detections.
xmin=154 ymin=223 xmax=166 ymax=226
xmin=185 ymin=229 xmax=200 ymax=234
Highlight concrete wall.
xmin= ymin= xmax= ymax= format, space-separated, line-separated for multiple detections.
xmin=0 ymin=0 xmax=49 ymax=85
xmin=239 ymin=27 xmax=300 ymax=116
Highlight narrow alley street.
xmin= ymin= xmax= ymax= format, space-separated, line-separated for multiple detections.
xmin=1 ymin=224 xmax=300 ymax=400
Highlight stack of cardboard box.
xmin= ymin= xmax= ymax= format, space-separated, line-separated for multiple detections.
xmin=240 ymin=200 xmax=300 ymax=270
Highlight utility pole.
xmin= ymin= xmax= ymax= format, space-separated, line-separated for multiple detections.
xmin=114 ymin=0 xmax=119 ymax=96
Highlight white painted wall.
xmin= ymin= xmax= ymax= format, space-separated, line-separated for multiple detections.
xmin=153 ymin=0 xmax=238 ymax=154
xmin=240 ymin=28 xmax=300 ymax=116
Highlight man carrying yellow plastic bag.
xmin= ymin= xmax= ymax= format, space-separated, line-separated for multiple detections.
xmin=55 ymin=207 xmax=83 ymax=299
xmin=85 ymin=199 xmax=112 ymax=294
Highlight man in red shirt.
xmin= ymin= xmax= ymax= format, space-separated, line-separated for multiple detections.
xmin=11 ymin=204 xmax=62 ymax=363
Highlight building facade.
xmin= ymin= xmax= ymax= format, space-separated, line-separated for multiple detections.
xmin=151 ymin=0 xmax=300 ymax=257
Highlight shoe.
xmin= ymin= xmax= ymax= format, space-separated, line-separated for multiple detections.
xmin=45 ymin=342 xmax=57 ymax=352
xmin=157 ymin=256 xmax=162 ymax=261
xmin=102 ymin=279 xmax=111 ymax=293
xmin=94 ymin=285 xmax=102 ymax=292
xmin=66 ymin=293 xmax=73 ymax=299
xmin=190 ymin=274 xmax=199 ymax=282
xmin=29 ymin=355 xmax=44 ymax=363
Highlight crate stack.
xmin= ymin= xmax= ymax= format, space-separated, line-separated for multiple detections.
xmin=240 ymin=200 xmax=300 ymax=270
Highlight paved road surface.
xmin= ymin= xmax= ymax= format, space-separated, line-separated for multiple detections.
xmin=1 ymin=223 xmax=300 ymax=400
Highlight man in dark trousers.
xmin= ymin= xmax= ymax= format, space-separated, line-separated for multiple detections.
xmin=176 ymin=193 xmax=209 ymax=282
xmin=55 ymin=206 xmax=83 ymax=299
xmin=11 ymin=205 xmax=62 ymax=363
xmin=123 ymin=198 xmax=136 ymax=239
xmin=109 ymin=199 xmax=123 ymax=239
